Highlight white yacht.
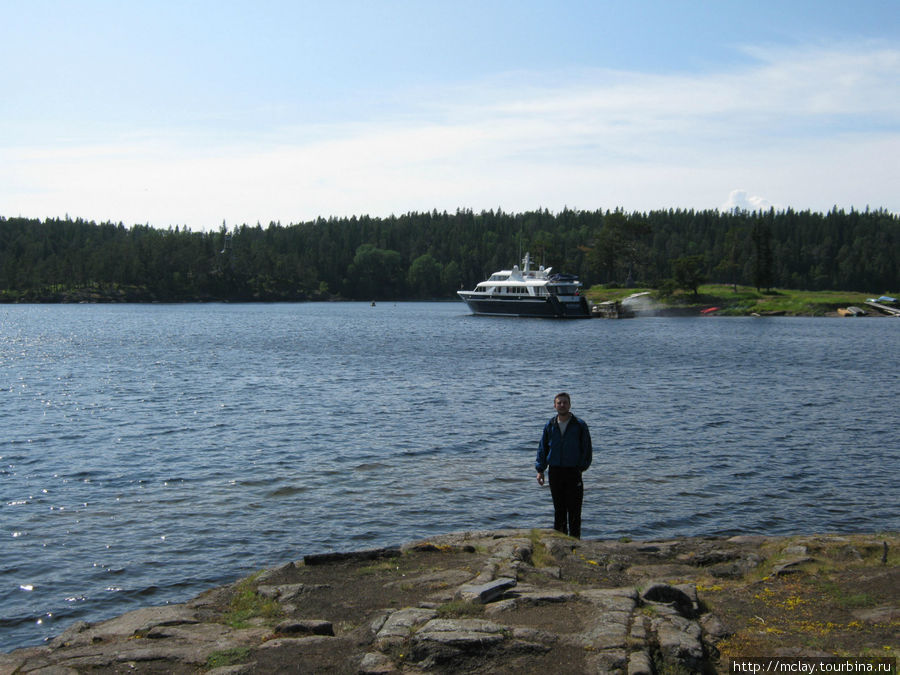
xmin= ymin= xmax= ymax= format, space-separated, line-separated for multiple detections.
xmin=457 ymin=253 xmax=592 ymax=318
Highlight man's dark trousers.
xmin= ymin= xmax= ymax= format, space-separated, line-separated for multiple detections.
xmin=548 ymin=467 xmax=583 ymax=538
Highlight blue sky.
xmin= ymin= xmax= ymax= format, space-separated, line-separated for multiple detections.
xmin=2 ymin=0 xmax=898 ymax=230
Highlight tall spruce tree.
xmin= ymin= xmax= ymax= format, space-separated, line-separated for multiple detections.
xmin=751 ymin=219 xmax=775 ymax=292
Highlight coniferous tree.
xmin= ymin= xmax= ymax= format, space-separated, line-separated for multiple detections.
xmin=751 ymin=219 xmax=775 ymax=292
xmin=672 ymin=254 xmax=707 ymax=296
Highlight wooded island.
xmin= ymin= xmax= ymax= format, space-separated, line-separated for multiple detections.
xmin=1 ymin=207 xmax=896 ymax=304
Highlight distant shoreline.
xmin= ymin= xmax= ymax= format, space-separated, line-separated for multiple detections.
xmin=586 ymin=284 xmax=899 ymax=317
xmin=3 ymin=292 xmax=898 ymax=319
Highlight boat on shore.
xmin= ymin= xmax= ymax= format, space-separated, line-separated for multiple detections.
xmin=457 ymin=253 xmax=592 ymax=318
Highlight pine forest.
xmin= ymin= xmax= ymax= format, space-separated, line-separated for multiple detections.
xmin=1 ymin=206 xmax=897 ymax=302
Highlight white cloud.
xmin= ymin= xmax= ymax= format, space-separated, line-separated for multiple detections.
xmin=1 ymin=43 xmax=897 ymax=228
xmin=721 ymin=190 xmax=775 ymax=213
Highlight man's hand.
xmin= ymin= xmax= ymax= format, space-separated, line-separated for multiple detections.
xmin=536 ymin=471 xmax=545 ymax=486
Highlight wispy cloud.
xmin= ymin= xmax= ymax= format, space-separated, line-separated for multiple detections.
xmin=1 ymin=43 xmax=897 ymax=228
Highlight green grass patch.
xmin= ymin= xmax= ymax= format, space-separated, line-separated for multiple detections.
xmin=223 ymin=573 xmax=283 ymax=629
xmin=205 ymin=646 xmax=252 ymax=670
xmin=815 ymin=579 xmax=878 ymax=609
xmin=528 ymin=529 xmax=557 ymax=568
xmin=652 ymin=652 xmax=698 ymax=675
xmin=355 ymin=560 xmax=403 ymax=576
xmin=435 ymin=599 xmax=485 ymax=618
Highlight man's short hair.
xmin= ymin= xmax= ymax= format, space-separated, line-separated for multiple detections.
xmin=555 ymin=392 xmax=571 ymax=403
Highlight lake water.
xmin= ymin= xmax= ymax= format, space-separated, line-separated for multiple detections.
xmin=1 ymin=302 xmax=898 ymax=651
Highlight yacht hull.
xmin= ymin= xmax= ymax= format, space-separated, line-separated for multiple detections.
xmin=457 ymin=293 xmax=591 ymax=318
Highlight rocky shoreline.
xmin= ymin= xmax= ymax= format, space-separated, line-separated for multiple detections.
xmin=2 ymin=530 xmax=897 ymax=674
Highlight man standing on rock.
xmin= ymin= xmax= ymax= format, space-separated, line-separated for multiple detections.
xmin=535 ymin=392 xmax=592 ymax=538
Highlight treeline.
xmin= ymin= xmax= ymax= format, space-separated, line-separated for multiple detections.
xmin=1 ymin=206 xmax=897 ymax=302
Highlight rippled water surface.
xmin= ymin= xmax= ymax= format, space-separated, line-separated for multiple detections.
xmin=2 ymin=302 xmax=898 ymax=651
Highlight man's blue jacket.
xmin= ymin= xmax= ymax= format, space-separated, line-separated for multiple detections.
xmin=535 ymin=414 xmax=593 ymax=473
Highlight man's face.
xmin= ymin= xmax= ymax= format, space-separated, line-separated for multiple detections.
xmin=554 ymin=396 xmax=571 ymax=416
